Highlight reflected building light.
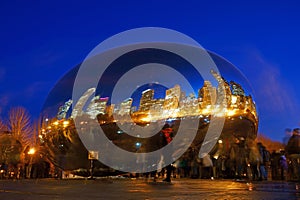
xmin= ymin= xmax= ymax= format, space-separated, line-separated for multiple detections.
xmin=231 ymin=95 xmax=237 ymax=104
xmin=86 ymin=96 xmax=109 ymax=119
xmin=57 ymin=99 xmax=73 ymax=120
xmin=230 ymin=81 xmax=245 ymax=96
xmin=55 ymin=71 xmax=258 ymax=124
xmin=71 ymin=88 xmax=95 ymax=118
xmin=135 ymin=142 xmax=142 ymax=150
xmin=119 ymin=98 xmax=133 ymax=116
xmin=139 ymin=89 xmax=154 ymax=112
xmin=226 ymin=109 xmax=236 ymax=117
xmin=63 ymin=120 xmax=69 ymax=127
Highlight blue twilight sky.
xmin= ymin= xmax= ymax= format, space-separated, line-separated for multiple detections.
xmin=0 ymin=0 xmax=299 ymax=142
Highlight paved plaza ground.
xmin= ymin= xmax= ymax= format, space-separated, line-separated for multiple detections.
xmin=0 ymin=178 xmax=299 ymax=200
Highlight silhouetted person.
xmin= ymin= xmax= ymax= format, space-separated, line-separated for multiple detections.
xmin=270 ymin=150 xmax=279 ymax=180
xmin=285 ymin=128 xmax=300 ymax=154
xmin=279 ymin=150 xmax=288 ymax=180
xmin=248 ymin=140 xmax=262 ymax=181
xmin=283 ymin=128 xmax=292 ymax=146
xmin=161 ymin=124 xmax=173 ymax=182
xmin=285 ymin=128 xmax=300 ymax=181
xmin=257 ymin=143 xmax=269 ymax=180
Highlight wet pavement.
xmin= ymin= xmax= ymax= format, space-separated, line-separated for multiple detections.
xmin=0 ymin=178 xmax=299 ymax=200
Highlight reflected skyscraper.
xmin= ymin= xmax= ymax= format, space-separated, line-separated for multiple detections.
xmin=57 ymin=99 xmax=73 ymax=120
xmin=71 ymin=88 xmax=95 ymax=118
xmin=164 ymin=84 xmax=181 ymax=111
xmin=86 ymin=96 xmax=109 ymax=119
xmin=119 ymin=98 xmax=133 ymax=116
xmin=139 ymin=89 xmax=154 ymax=112
xmin=199 ymin=80 xmax=217 ymax=109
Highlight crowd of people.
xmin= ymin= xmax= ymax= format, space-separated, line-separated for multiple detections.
xmin=1 ymin=126 xmax=299 ymax=182
xmin=149 ymin=128 xmax=300 ymax=182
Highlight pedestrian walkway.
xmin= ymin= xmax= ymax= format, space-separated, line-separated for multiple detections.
xmin=0 ymin=178 xmax=299 ymax=200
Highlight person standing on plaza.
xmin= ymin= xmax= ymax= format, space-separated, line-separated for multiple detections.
xmin=257 ymin=143 xmax=270 ymax=180
xmin=247 ymin=139 xmax=262 ymax=181
xmin=161 ymin=124 xmax=174 ymax=182
xmin=279 ymin=150 xmax=288 ymax=180
xmin=283 ymin=128 xmax=293 ymax=146
xmin=285 ymin=128 xmax=300 ymax=181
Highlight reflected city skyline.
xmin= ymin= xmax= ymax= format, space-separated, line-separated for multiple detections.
xmin=56 ymin=69 xmax=257 ymax=124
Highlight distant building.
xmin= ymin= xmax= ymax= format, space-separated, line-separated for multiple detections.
xmin=148 ymin=99 xmax=165 ymax=118
xmin=66 ymin=72 xmax=257 ymax=123
xmin=119 ymin=98 xmax=133 ymax=116
xmin=180 ymin=93 xmax=199 ymax=116
xmin=245 ymin=95 xmax=256 ymax=114
xmin=71 ymin=88 xmax=95 ymax=118
xmin=139 ymin=89 xmax=154 ymax=112
xmin=198 ymin=80 xmax=217 ymax=108
xmin=230 ymin=81 xmax=245 ymax=96
xmin=164 ymin=84 xmax=181 ymax=110
xmin=106 ymin=104 xmax=114 ymax=117
xmin=86 ymin=96 xmax=109 ymax=119
xmin=211 ymin=70 xmax=232 ymax=108
xmin=57 ymin=99 xmax=73 ymax=120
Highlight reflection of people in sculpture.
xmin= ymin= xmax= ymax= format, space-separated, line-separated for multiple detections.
xmin=161 ymin=124 xmax=173 ymax=182
xmin=285 ymin=128 xmax=300 ymax=181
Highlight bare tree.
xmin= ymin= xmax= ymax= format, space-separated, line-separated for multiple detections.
xmin=257 ymin=133 xmax=284 ymax=152
xmin=7 ymin=107 xmax=33 ymax=148
xmin=0 ymin=118 xmax=7 ymax=133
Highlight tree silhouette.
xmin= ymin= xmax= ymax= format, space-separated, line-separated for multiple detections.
xmin=256 ymin=133 xmax=284 ymax=152
xmin=0 ymin=119 xmax=7 ymax=133
xmin=0 ymin=134 xmax=22 ymax=165
xmin=7 ymin=107 xmax=33 ymax=148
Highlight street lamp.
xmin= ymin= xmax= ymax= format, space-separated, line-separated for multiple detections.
xmin=27 ymin=147 xmax=36 ymax=178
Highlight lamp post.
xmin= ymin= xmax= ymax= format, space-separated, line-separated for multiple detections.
xmin=27 ymin=147 xmax=35 ymax=178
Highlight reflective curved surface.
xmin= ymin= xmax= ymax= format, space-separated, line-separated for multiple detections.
xmin=40 ymin=50 xmax=258 ymax=175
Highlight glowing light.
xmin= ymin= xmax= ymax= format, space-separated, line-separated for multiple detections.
xmin=214 ymin=108 xmax=226 ymax=117
xmin=63 ymin=120 xmax=70 ymax=127
xmin=218 ymin=139 xmax=223 ymax=144
xmin=231 ymin=96 xmax=237 ymax=104
xmin=226 ymin=109 xmax=236 ymax=116
xmin=140 ymin=117 xmax=151 ymax=122
xmin=135 ymin=142 xmax=142 ymax=149
xmin=202 ymin=109 xmax=210 ymax=115
xmin=28 ymin=148 xmax=36 ymax=155
xmin=204 ymin=118 xmax=210 ymax=123
xmin=53 ymin=121 xmax=59 ymax=126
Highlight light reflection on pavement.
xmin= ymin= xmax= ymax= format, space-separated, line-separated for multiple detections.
xmin=0 ymin=178 xmax=299 ymax=200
